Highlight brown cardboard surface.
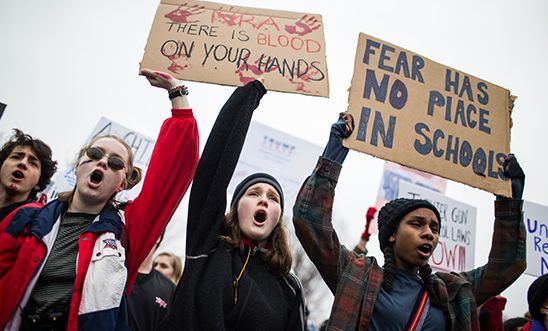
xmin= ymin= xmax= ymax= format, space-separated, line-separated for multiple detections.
xmin=141 ymin=0 xmax=329 ymax=97
xmin=344 ymin=33 xmax=513 ymax=197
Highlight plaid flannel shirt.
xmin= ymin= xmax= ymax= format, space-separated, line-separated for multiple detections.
xmin=293 ymin=157 xmax=526 ymax=331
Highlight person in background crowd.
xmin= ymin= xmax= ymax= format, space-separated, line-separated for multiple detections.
xmin=128 ymin=234 xmax=175 ymax=331
xmin=0 ymin=69 xmax=199 ymax=330
xmin=479 ymin=295 xmax=507 ymax=331
xmin=293 ymin=113 xmax=527 ymax=331
xmin=519 ymin=273 xmax=548 ymax=331
xmin=0 ymin=129 xmax=57 ymax=223
xmin=154 ymin=251 xmax=183 ymax=284
xmin=353 ymin=206 xmax=377 ymax=255
xmin=504 ymin=317 xmax=530 ymax=331
xmin=158 ymin=80 xmax=306 ymax=331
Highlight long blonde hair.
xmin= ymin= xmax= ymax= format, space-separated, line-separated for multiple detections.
xmin=221 ymin=208 xmax=292 ymax=277
xmin=58 ymin=135 xmax=143 ymax=207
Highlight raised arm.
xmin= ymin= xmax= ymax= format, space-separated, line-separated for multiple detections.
xmin=293 ymin=113 xmax=356 ymax=293
xmin=124 ymin=69 xmax=199 ymax=288
xmin=185 ymin=80 xmax=266 ymax=256
xmin=458 ymin=154 xmax=527 ymax=305
xmin=353 ymin=207 xmax=377 ymax=255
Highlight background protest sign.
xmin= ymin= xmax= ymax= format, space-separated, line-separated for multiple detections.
xmin=0 ymin=102 xmax=5 ymax=120
xmin=43 ymin=117 xmax=155 ymax=202
xmin=369 ymin=161 xmax=447 ymax=233
xmin=141 ymin=0 xmax=329 ymax=97
xmin=227 ymin=121 xmax=321 ymax=219
xmin=398 ymin=181 xmax=477 ymax=273
xmin=524 ymin=200 xmax=548 ymax=277
xmin=344 ymin=33 xmax=514 ymax=197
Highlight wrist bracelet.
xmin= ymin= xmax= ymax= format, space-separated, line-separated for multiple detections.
xmin=168 ymin=85 xmax=189 ymax=99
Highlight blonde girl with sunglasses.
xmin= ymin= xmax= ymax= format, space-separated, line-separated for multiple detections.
xmin=0 ymin=69 xmax=199 ymax=331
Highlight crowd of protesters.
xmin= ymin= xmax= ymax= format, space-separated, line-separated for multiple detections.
xmin=0 ymin=71 xmax=545 ymax=331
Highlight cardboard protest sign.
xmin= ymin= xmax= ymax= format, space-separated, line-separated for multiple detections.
xmin=228 ymin=121 xmax=322 ymax=219
xmin=524 ymin=201 xmax=548 ymax=277
xmin=141 ymin=0 xmax=329 ymax=97
xmin=43 ymin=117 xmax=155 ymax=202
xmin=344 ymin=33 xmax=514 ymax=197
xmin=398 ymin=181 xmax=477 ymax=273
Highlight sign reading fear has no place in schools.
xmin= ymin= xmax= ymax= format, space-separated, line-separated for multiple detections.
xmin=141 ymin=0 xmax=329 ymax=97
xmin=344 ymin=33 xmax=515 ymax=197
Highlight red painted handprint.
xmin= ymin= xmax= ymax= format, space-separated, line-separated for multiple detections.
xmin=289 ymin=65 xmax=322 ymax=93
xmin=234 ymin=55 xmax=268 ymax=85
xmin=165 ymin=3 xmax=205 ymax=23
xmin=284 ymin=15 xmax=321 ymax=36
xmin=167 ymin=53 xmax=190 ymax=74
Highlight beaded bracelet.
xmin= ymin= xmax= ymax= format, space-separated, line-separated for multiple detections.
xmin=168 ymin=85 xmax=189 ymax=99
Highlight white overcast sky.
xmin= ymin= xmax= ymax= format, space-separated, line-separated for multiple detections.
xmin=1 ymin=0 xmax=547 ymax=323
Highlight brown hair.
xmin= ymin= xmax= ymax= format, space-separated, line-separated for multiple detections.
xmin=0 ymin=129 xmax=58 ymax=200
xmin=221 ymin=208 xmax=292 ymax=277
xmin=155 ymin=252 xmax=183 ymax=284
xmin=57 ymin=135 xmax=142 ymax=207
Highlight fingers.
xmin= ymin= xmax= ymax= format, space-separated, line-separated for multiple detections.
xmin=139 ymin=68 xmax=154 ymax=77
xmin=503 ymin=153 xmax=525 ymax=180
xmin=340 ymin=113 xmax=355 ymax=134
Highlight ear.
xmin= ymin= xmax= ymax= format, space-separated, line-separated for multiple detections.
xmin=116 ymin=179 xmax=128 ymax=193
xmin=541 ymin=301 xmax=548 ymax=315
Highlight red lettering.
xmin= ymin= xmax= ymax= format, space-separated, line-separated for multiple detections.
xmin=290 ymin=37 xmax=304 ymax=51
xmin=254 ymin=32 xmax=320 ymax=53
xmin=278 ymin=35 xmax=289 ymax=47
xmin=238 ymin=14 xmax=257 ymax=28
xmin=257 ymin=16 xmax=280 ymax=31
xmin=257 ymin=33 xmax=267 ymax=45
xmin=210 ymin=10 xmax=280 ymax=31
xmin=430 ymin=241 xmax=467 ymax=272
xmin=306 ymin=39 xmax=321 ymax=53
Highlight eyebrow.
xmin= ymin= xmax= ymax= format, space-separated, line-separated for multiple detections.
xmin=12 ymin=151 xmax=40 ymax=163
xmin=267 ymin=188 xmax=280 ymax=198
xmin=408 ymin=216 xmax=439 ymax=226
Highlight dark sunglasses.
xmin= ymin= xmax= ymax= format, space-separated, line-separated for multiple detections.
xmin=85 ymin=147 xmax=127 ymax=171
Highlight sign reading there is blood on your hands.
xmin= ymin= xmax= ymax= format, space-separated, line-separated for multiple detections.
xmin=141 ymin=0 xmax=329 ymax=97
xmin=344 ymin=33 xmax=516 ymax=197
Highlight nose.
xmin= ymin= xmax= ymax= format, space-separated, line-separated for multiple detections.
xmin=17 ymin=159 xmax=28 ymax=170
xmin=421 ymin=227 xmax=434 ymax=241
xmin=257 ymin=194 xmax=268 ymax=207
xmin=96 ymin=156 xmax=109 ymax=169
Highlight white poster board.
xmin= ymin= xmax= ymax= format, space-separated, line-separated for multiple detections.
xmin=371 ymin=161 xmax=447 ymax=234
xmin=524 ymin=200 xmax=548 ymax=277
xmin=227 ymin=121 xmax=322 ymax=219
xmin=398 ymin=181 xmax=477 ymax=273
xmin=44 ymin=117 xmax=156 ymax=202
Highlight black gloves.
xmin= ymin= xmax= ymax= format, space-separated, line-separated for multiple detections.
xmin=498 ymin=154 xmax=525 ymax=200
xmin=321 ymin=113 xmax=354 ymax=165
xmin=505 ymin=154 xmax=525 ymax=199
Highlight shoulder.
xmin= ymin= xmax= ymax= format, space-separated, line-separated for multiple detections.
xmin=3 ymin=201 xmax=56 ymax=236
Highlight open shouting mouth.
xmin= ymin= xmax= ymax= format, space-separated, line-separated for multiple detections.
xmin=254 ymin=209 xmax=267 ymax=225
